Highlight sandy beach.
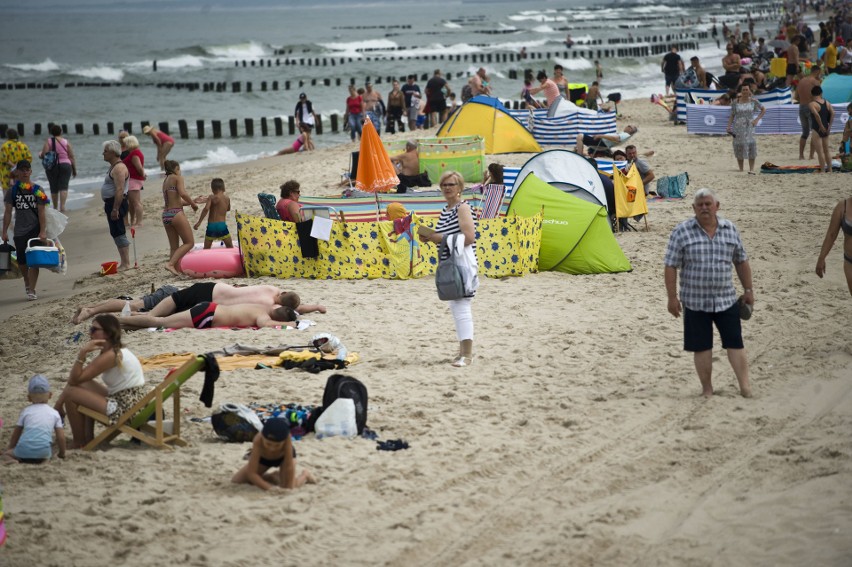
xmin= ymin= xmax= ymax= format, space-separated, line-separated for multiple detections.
xmin=1 ymin=97 xmax=850 ymax=566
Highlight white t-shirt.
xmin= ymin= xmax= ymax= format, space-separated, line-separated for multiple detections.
xmin=101 ymin=348 xmax=145 ymax=395
xmin=14 ymin=403 xmax=63 ymax=460
xmin=602 ymin=131 xmax=633 ymax=149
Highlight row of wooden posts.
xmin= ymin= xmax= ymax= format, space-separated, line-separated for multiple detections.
xmin=0 ymin=99 xmax=549 ymax=140
xmin=0 ymin=66 xmax=569 ymax=93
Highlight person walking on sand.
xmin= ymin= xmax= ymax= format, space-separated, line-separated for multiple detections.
xmin=2 ymin=159 xmax=49 ymax=301
xmin=1 ymin=129 xmax=32 ymax=195
xmin=808 ymin=85 xmax=835 ymax=173
xmin=142 ymin=125 xmax=175 ymax=170
xmin=100 ymin=141 xmax=133 ymax=272
xmin=38 ymin=124 xmax=76 ymax=212
xmin=815 ymin=195 xmax=852 ymax=296
xmin=161 ymin=160 xmax=198 ymax=275
xmin=664 ymin=188 xmax=754 ymax=398
xmin=725 ymin=83 xmax=766 ymax=174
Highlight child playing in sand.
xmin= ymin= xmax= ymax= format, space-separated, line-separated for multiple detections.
xmin=2 ymin=375 xmax=65 ymax=464
xmin=194 ymin=178 xmax=233 ymax=249
xmin=231 ymin=418 xmax=315 ymax=491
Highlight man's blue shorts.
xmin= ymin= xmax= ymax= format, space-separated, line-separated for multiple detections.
xmin=683 ymin=302 xmax=743 ymax=352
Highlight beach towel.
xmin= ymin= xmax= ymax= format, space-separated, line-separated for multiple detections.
xmin=655 ymin=172 xmax=689 ymax=198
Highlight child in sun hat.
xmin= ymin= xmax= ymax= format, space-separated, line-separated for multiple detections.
xmin=231 ymin=418 xmax=315 ymax=491
xmin=2 ymin=375 xmax=66 ymax=464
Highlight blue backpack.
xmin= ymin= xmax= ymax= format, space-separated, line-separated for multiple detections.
xmin=41 ymin=137 xmax=59 ymax=171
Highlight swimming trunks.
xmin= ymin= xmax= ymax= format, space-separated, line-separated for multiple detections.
xmin=842 ymin=200 xmax=852 ymax=236
xmin=258 ymin=447 xmax=297 ymax=468
xmin=162 ymin=207 xmax=182 ymax=226
xmin=189 ymin=301 xmax=217 ymax=329
xmin=205 ymin=221 xmax=231 ymax=242
xmin=171 ymin=282 xmax=217 ymax=313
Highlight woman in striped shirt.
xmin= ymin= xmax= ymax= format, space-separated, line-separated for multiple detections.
xmin=420 ymin=171 xmax=477 ymax=367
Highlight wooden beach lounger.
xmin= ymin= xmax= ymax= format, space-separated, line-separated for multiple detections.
xmin=79 ymin=355 xmax=206 ymax=451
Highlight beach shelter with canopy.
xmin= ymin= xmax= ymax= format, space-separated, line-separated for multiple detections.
xmin=437 ymin=95 xmax=541 ymax=154
xmin=821 ymin=73 xmax=852 ymax=104
xmin=507 ymin=172 xmax=631 ymax=275
xmin=512 ymin=149 xmax=608 ymax=208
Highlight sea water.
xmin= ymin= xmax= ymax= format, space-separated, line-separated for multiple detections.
xmin=1 ymin=0 xmax=783 ymax=205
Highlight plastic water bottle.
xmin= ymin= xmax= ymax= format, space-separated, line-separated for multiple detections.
xmin=121 ymin=300 xmax=131 ymax=317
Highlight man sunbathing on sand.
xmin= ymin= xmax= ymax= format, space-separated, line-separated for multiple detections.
xmin=72 ymin=282 xmax=326 ymax=324
xmin=119 ymin=303 xmax=299 ymax=330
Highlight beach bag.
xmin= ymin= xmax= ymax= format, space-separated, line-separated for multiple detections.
xmin=436 ymin=237 xmax=466 ymax=301
xmin=655 ymin=172 xmax=689 ymax=198
xmin=42 ymin=138 xmax=58 ymax=171
xmin=211 ymin=402 xmax=263 ymax=442
xmin=675 ymin=67 xmax=699 ymax=90
xmin=318 ymin=374 xmax=367 ymax=435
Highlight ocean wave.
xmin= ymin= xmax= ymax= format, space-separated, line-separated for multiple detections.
xmin=204 ymin=41 xmax=270 ymax=59
xmin=633 ymin=5 xmax=685 ymax=15
xmin=5 ymin=58 xmax=60 ymax=72
xmin=147 ymin=55 xmax=208 ymax=69
xmin=531 ymin=25 xmax=558 ymax=34
xmin=319 ymin=38 xmax=399 ymax=53
xmin=443 ymin=21 xmax=462 ymax=29
xmin=179 ymin=146 xmax=262 ymax=172
xmin=552 ymin=58 xmax=594 ymax=72
xmin=508 ymin=13 xmax=567 ymax=23
xmin=69 ymin=66 xmax=124 ymax=82
xmin=487 ymin=38 xmax=549 ymax=51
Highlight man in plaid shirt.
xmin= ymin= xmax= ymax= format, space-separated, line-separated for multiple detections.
xmin=664 ymin=188 xmax=754 ymax=398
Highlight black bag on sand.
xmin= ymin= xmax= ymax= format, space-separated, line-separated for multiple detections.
xmin=307 ymin=374 xmax=368 ymax=435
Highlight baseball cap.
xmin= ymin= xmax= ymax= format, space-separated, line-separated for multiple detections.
xmin=299 ymin=92 xmax=306 ymax=98
xmin=16 ymin=159 xmax=31 ymax=170
xmin=28 ymin=374 xmax=50 ymax=394
xmin=261 ymin=418 xmax=290 ymax=442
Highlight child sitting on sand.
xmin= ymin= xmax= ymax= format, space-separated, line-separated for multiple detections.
xmin=2 ymin=375 xmax=66 ymax=464
xmin=231 ymin=418 xmax=315 ymax=491
xmin=194 ymin=178 xmax=233 ymax=249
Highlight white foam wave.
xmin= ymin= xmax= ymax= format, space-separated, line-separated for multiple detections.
xmin=205 ymin=41 xmax=270 ymax=59
xmin=70 ymin=66 xmax=124 ymax=82
xmin=443 ymin=21 xmax=462 ymax=29
xmin=553 ymin=58 xmax=594 ymax=71
xmin=179 ymin=146 xmax=261 ymax=172
xmin=320 ymin=39 xmax=399 ymax=52
xmin=6 ymin=58 xmax=60 ymax=72
xmin=488 ymin=38 xmax=549 ymax=51
xmin=508 ymin=14 xmax=567 ymax=23
xmin=531 ymin=25 xmax=557 ymax=34
xmin=150 ymin=55 xmax=207 ymax=68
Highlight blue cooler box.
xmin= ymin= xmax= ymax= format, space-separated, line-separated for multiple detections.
xmin=25 ymin=238 xmax=59 ymax=268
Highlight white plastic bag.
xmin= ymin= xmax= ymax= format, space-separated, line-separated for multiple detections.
xmin=314 ymin=398 xmax=357 ymax=439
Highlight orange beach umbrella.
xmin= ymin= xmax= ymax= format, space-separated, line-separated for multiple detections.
xmin=355 ymin=117 xmax=399 ymax=194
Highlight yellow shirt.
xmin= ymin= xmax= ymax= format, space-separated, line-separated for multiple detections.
xmin=825 ymin=43 xmax=838 ymax=68
xmin=0 ymin=140 xmax=32 ymax=191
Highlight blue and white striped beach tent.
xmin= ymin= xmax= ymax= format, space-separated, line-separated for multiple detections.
xmin=505 ymin=98 xmax=616 ymax=146
xmin=687 ymin=103 xmax=850 ymax=135
xmin=676 ymin=87 xmax=793 ymax=122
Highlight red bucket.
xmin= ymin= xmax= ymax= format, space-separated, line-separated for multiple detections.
xmin=100 ymin=261 xmax=118 ymax=276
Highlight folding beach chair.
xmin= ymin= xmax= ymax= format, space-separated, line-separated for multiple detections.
xmin=79 ymin=355 xmax=207 ymax=451
xmin=257 ymin=193 xmax=281 ymax=220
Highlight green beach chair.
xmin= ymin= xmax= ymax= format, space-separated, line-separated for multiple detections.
xmin=79 ymin=355 xmax=207 ymax=451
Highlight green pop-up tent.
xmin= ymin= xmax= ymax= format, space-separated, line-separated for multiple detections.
xmin=507 ymin=172 xmax=632 ymax=274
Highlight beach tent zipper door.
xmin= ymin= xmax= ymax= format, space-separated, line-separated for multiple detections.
xmin=508 ymin=172 xmax=631 ymax=274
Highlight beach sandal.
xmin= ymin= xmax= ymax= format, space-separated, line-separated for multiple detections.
xmin=451 ymin=356 xmax=472 ymax=368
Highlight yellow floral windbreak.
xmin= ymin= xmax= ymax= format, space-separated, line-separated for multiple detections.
xmin=236 ymin=211 xmax=542 ymax=280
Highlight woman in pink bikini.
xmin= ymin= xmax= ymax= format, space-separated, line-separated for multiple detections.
xmin=161 ymin=160 xmax=198 ymax=275
xmin=143 ymin=125 xmax=175 ymax=170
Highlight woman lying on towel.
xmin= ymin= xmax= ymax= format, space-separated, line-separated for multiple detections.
xmin=118 ymin=303 xmax=299 ymax=330
xmin=54 ymin=314 xmax=146 ymax=448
